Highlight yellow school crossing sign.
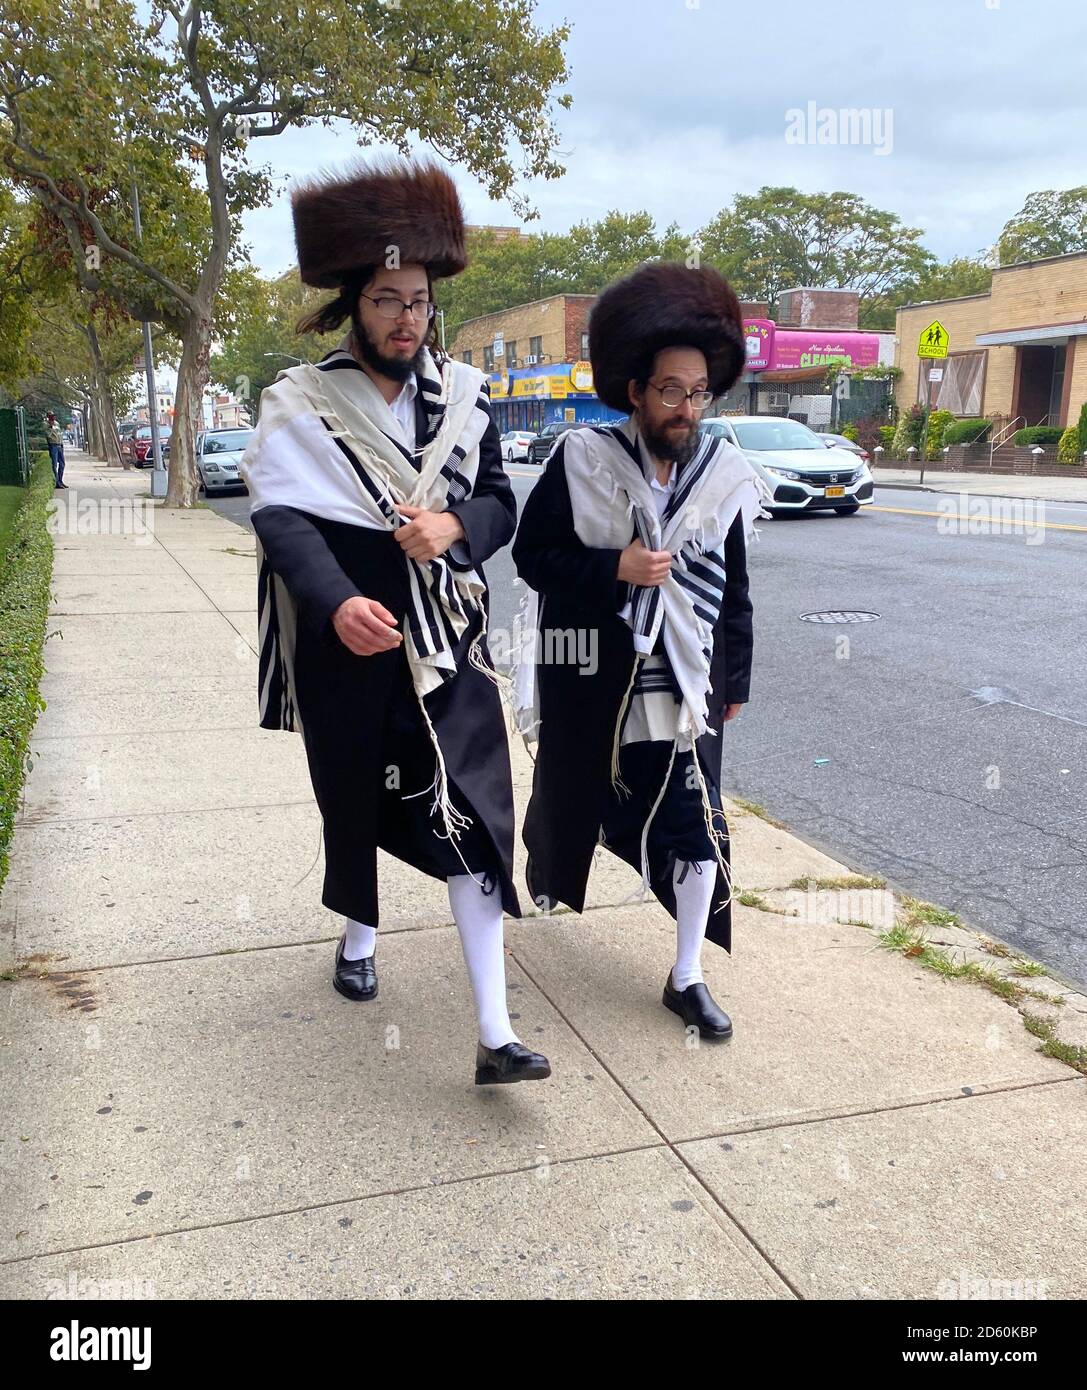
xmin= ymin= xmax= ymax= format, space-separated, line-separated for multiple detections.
xmin=917 ymin=320 xmax=950 ymax=358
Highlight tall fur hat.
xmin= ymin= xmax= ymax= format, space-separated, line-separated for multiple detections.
xmin=588 ymin=263 xmax=746 ymax=414
xmin=291 ymin=157 xmax=468 ymax=288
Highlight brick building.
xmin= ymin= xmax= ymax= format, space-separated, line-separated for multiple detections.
xmin=449 ymin=294 xmax=613 ymax=432
xmin=893 ymin=250 xmax=1087 ymax=430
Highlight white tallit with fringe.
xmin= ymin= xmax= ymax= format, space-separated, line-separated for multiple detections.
xmin=512 ymin=415 xmax=772 ymax=901
xmin=514 ymin=417 xmax=771 ymax=749
xmin=241 ymin=341 xmax=495 ymax=848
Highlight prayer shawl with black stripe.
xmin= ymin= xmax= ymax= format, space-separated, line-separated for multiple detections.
xmin=240 ymin=342 xmax=494 ymax=837
xmin=515 ymin=416 xmax=770 ymax=750
xmin=512 ymin=415 xmax=771 ymax=894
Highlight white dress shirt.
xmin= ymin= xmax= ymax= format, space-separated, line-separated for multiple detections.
xmin=389 ymin=372 xmax=418 ymax=450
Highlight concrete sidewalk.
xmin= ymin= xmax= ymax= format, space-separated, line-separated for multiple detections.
xmin=873 ymin=466 xmax=1087 ymax=505
xmin=1 ymin=450 xmax=1085 ymax=1301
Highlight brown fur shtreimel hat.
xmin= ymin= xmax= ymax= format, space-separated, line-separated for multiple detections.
xmin=291 ymin=157 xmax=468 ymax=288
xmin=588 ymin=262 xmax=746 ymax=414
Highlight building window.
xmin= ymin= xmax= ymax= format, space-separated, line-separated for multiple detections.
xmin=918 ymin=350 xmax=985 ymax=416
xmin=529 ymin=336 xmax=542 ymax=362
xmin=462 ymin=350 xmax=472 ymax=366
xmin=483 ymin=346 xmax=494 ymax=372
xmin=506 ymin=340 xmax=517 ymax=368
xmin=581 ymin=331 xmax=589 ymax=357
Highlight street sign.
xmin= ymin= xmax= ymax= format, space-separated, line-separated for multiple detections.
xmin=918 ymin=320 xmax=950 ymax=358
xmin=928 ymin=367 xmax=944 ymax=382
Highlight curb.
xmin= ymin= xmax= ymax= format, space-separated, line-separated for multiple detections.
xmin=873 ymin=480 xmax=1086 ymax=505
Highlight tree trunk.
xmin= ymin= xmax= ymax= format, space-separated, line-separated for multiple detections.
xmin=87 ymin=395 xmax=103 ymax=459
xmin=166 ymin=309 xmax=211 ymax=508
xmin=83 ymin=321 xmax=127 ymax=468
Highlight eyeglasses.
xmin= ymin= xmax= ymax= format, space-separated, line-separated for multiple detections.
xmin=648 ymin=382 xmax=715 ymax=410
xmin=360 ymin=294 xmax=436 ymax=322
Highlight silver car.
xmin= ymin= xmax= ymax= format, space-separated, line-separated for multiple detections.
xmin=197 ymin=428 xmax=253 ymax=494
xmin=701 ymin=416 xmax=873 ymax=516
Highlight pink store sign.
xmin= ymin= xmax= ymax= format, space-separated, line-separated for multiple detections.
xmin=767 ymin=329 xmax=881 ymax=371
xmin=743 ymin=318 xmax=774 ymax=370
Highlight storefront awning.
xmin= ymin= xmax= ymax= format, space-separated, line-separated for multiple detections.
xmin=975 ymin=321 xmax=1087 ymax=347
xmin=755 ymin=367 xmax=829 ymax=384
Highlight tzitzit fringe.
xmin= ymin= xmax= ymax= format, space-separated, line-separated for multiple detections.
xmin=689 ymin=739 xmax=734 ymax=914
xmin=465 ymin=589 xmax=521 ymax=740
xmin=636 ymin=734 xmax=679 ymax=896
xmin=408 ymin=681 xmax=487 ymax=888
xmin=609 ymin=654 xmax=641 ymax=798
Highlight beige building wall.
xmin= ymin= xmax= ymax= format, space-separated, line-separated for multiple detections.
xmin=894 ymin=295 xmax=1007 ymax=417
xmin=894 ymin=252 xmax=1087 ymax=427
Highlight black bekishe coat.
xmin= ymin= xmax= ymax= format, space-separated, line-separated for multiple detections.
xmin=251 ymin=389 xmax=522 ymax=926
xmin=511 ymin=436 xmax=754 ymax=952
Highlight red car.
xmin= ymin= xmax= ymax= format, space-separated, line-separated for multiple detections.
xmin=123 ymin=424 xmax=172 ymax=467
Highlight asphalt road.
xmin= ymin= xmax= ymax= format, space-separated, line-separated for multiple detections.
xmin=210 ymin=475 xmax=1087 ymax=988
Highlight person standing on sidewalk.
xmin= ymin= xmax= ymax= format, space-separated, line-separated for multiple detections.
xmin=512 ymin=263 xmax=771 ymax=1042
xmin=45 ymin=412 xmax=67 ymax=488
xmin=240 ymin=159 xmax=549 ymax=1087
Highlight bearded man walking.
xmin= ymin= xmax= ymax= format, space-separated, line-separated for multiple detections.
xmin=241 ymin=159 xmax=549 ymax=1086
xmin=512 ymin=263 xmax=770 ymax=1041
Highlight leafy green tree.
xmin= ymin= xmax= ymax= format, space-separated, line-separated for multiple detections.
xmin=698 ymin=186 xmax=934 ymax=314
xmin=998 ymin=187 xmax=1087 ymax=265
xmin=862 ymin=256 xmax=994 ymax=329
xmin=3 ymin=0 xmax=571 ymax=505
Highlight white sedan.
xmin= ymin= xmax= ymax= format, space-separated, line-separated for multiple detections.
xmin=500 ymin=430 xmax=536 ymax=464
xmin=701 ymin=416 xmax=874 ymax=516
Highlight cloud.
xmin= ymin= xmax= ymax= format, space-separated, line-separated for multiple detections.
xmin=238 ymin=0 xmax=1087 ymax=276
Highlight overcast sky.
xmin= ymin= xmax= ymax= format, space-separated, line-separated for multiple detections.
xmin=240 ymin=0 xmax=1086 ymax=279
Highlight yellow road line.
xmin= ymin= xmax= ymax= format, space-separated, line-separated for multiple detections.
xmin=870 ymin=504 xmax=1087 ymax=533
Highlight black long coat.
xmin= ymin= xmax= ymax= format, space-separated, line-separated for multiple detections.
xmin=251 ymin=387 xmax=522 ymax=924
xmin=511 ymin=436 xmax=753 ymax=951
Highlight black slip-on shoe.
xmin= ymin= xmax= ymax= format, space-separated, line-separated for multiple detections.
xmin=333 ymin=934 xmax=378 ymax=1002
xmin=662 ymin=972 xmax=733 ymax=1040
xmin=474 ymin=1040 xmax=551 ymax=1085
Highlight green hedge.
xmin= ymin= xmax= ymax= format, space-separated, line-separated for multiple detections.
xmin=0 ymin=453 xmax=54 ymax=893
xmin=924 ymin=408 xmax=954 ymax=460
xmin=1058 ymin=426 xmax=1080 ymax=464
xmin=1012 ymin=426 xmax=1065 ymax=448
xmin=943 ymin=418 xmax=992 ymax=446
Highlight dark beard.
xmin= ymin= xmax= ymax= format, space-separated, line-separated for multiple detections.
xmin=349 ymin=308 xmax=426 ymax=383
xmin=640 ymin=415 xmax=700 ymax=468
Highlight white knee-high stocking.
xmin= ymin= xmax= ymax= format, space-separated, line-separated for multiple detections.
xmin=447 ymin=873 xmax=519 ymax=1050
xmin=343 ymin=918 xmax=377 ymax=961
xmin=672 ymin=859 xmax=717 ymax=991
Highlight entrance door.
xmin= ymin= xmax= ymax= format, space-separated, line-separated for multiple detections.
xmin=1014 ymin=345 xmax=1062 ymax=427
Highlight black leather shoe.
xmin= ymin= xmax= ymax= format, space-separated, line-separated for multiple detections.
xmin=474 ymin=1040 xmax=551 ymax=1085
xmin=333 ymin=934 xmax=377 ymax=1002
xmin=662 ymin=972 xmax=733 ymax=1040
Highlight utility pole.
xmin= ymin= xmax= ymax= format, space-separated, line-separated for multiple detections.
xmin=132 ymin=181 xmax=167 ymax=499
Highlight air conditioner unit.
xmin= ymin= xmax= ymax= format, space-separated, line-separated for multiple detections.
xmin=524 ymin=355 xmax=538 ymax=365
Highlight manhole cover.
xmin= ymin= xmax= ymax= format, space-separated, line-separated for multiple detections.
xmin=799 ymin=610 xmax=881 ymax=624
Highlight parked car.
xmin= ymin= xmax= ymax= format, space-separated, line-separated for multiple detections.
xmin=196 ymin=427 xmax=253 ymax=494
xmin=526 ymin=420 xmax=592 ymax=466
xmin=817 ymin=431 xmax=870 ymax=462
xmin=700 ymin=416 xmax=873 ymax=515
xmin=125 ymin=424 xmax=172 ymax=467
xmin=500 ymin=429 xmax=536 ymax=464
